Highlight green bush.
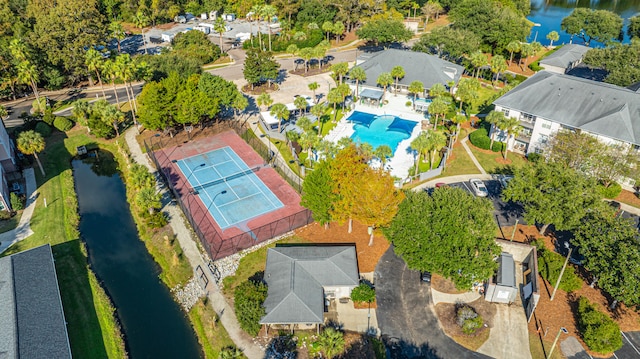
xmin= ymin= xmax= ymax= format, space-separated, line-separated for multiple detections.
xmin=10 ymin=192 xmax=23 ymax=211
xmin=350 ymin=283 xmax=376 ymax=303
xmin=598 ymin=182 xmax=622 ymax=199
xmin=469 ymin=127 xmax=505 ymax=152
xmin=42 ymin=110 xmax=55 ymax=125
xmin=527 ymin=152 xmax=542 ymax=163
xmin=537 ymin=244 xmax=582 ymax=292
xmin=87 ymin=118 xmax=115 ymax=139
xmin=142 ymin=211 xmax=168 ymax=229
xmin=456 ymin=304 xmax=483 ymax=335
xmin=577 ymin=297 xmax=622 ymax=354
xmin=35 ymin=122 xmax=52 ymax=137
xmin=528 ymin=61 xmax=544 ymax=71
xmin=53 ymin=116 xmax=74 ymax=132
xmin=0 ymin=210 xmax=11 ymax=220
xmin=234 ymin=279 xmax=267 ymax=336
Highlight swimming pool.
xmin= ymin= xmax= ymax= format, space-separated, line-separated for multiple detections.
xmin=348 ymin=111 xmax=417 ymax=153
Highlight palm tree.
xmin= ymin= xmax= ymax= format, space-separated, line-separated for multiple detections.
xmin=294 ymin=96 xmax=308 ymax=115
xmin=374 ymin=145 xmax=393 ymax=166
xmin=358 ymin=142 xmax=374 ymax=161
xmin=411 ymin=132 xmax=429 ymax=175
xmin=349 ymin=66 xmax=366 ymax=98
xmin=256 ymin=93 xmax=273 ymax=111
xmin=133 ymin=11 xmax=150 ymax=55
xmin=408 ymin=81 xmax=424 ymax=110
xmin=422 ymin=1 xmax=443 ymax=28
xmin=486 ymin=110 xmax=506 ymax=150
xmin=270 ymin=102 xmax=289 ymax=133
xmin=135 ymin=187 xmax=161 ymax=214
xmin=250 ymin=4 xmax=264 ymax=48
xmin=428 ymin=96 xmax=448 ymax=128
xmin=547 ymin=31 xmax=559 ymax=47
xmin=296 ymin=116 xmax=314 ymax=133
xmin=17 ymin=130 xmax=45 ymax=176
xmin=109 ymin=21 xmax=126 ymax=53
xmin=429 ymin=83 xmax=447 ymax=98
xmin=102 ymin=60 xmax=120 ymax=108
xmin=376 ymin=72 xmax=393 ymax=101
xmin=299 ymin=47 xmax=313 ymax=73
xmin=332 ymin=21 xmax=345 ymax=44
xmin=519 ymin=43 xmax=535 ymax=69
xmin=469 ymin=51 xmax=488 ymax=79
xmin=337 ymin=136 xmax=353 ymax=149
xmin=287 ymin=44 xmax=299 ymax=69
xmin=214 ymin=17 xmax=227 ymax=52
xmin=490 ymin=55 xmax=507 ymax=86
xmin=317 ymin=327 xmax=345 ymax=359
xmin=506 ymin=41 xmax=521 ymax=66
xmin=456 ymin=78 xmax=480 ymax=113
xmin=314 ymin=45 xmax=327 ymax=70
xmin=72 ymin=100 xmax=91 ymax=128
xmin=391 ymin=66 xmax=405 ymax=95
xmin=426 ymin=131 xmax=447 ymax=169
xmin=308 ymin=82 xmax=319 ymax=103
xmin=101 ymin=103 xmax=125 ymax=137
xmin=451 ymin=113 xmax=467 ymax=143
xmin=298 ymin=131 xmax=319 ymax=166
xmin=501 ymin=117 xmax=523 ymax=160
xmin=85 ymin=49 xmax=107 ymax=98
xmin=331 ymin=62 xmax=349 ymax=84
xmin=218 ymin=346 xmax=244 ymax=359
xmin=16 ymin=61 xmax=40 ymax=106
xmin=232 ymin=93 xmax=249 ymax=118
xmin=261 ymin=5 xmax=277 ymax=51
xmin=311 ymin=103 xmax=327 ymax=133
xmin=114 ymin=54 xmax=137 ymax=123
xmin=327 ymin=88 xmax=343 ymax=122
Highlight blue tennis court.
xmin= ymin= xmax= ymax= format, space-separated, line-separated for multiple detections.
xmin=176 ymin=147 xmax=284 ymax=229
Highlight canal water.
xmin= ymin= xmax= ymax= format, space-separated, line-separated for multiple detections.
xmin=527 ymin=0 xmax=640 ymax=46
xmin=73 ymin=157 xmax=202 ymax=358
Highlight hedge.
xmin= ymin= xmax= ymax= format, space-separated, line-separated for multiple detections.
xmin=53 ymin=116 xmax=74 ymax=132
xmin=469 ymin=127 xmax=505 ymax=152
xmin=577 ymin=297 xmax=622 ymax=354
xmin=233 ymin=280 xmax=267 ymax=336
xmin=598 ymin=182 xmax=622 ymax=199
xmin=35 ymin=122 xmax=52 ymax=137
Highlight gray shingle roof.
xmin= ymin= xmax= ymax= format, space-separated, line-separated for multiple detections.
xmin=354 ymin=49 xmax=464 ymax=89
xmin=261 ymin=246 xmax=359 ymax=325
xmin=539 ymin=44 xmax=590 ymax=69
xmin=493 ymin=71 xmax=640 ymax=145
xmin=497 ymin=253 xmax=516 ymax=288
xmin=0 ymin=244 xmax=72 ymax=359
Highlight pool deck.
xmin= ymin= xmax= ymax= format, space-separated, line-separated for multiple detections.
xmin=326 ymin=90 xmax=429 ymax=179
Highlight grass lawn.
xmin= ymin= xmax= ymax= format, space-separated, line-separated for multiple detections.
xmin=529 ymin=332 xmax=564 ymax=359
xmin=468 ymin=143 xmax=529 ymax=174
xmin=467 ymin=84 xmax=501 ymax=115
xmin=222 ymin=235 xmax=308 ymax=298
xmin=3 ymin=130 xmax=126 ymax=358
xmin=439 ymin=141 xmax=481 ymax=177
xmin=189 ymin=298 xmax=243 ymax=358
xmin=0 ymin=210 xmax=21 ymax=233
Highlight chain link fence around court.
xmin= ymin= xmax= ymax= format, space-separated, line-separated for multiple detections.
xmin=144 ymin=120 xmax=313 ymax=260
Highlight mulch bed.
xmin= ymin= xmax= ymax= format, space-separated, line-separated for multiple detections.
xmin=289 ymin=66 xmax=332 ymax=77
xmin=242 ymin=83 xmax=279 ymax=95
xmin=432 ymin=274 xmax=467 ymax=294
xmin=295 ymin=220 xmax=390 ymax=273
xmin=435 ymin=298 xmax=495 ymax=351
xmin=254 ymin=331 xmax=376 ymax=359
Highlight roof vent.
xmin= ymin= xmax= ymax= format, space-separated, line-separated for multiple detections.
xmin=600 ymin=98 xmax=604 ymax=102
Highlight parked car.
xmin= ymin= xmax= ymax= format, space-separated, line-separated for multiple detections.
xmin=498 ymin=175 xmax=513 ymax=189
xmin=420 ymin=271 xmax=432 ymax=283
xmin=469 ymin=179 xmax=488 ymax=197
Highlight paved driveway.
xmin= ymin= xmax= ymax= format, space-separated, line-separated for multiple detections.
xmin=375 ymin=247 xmax=491 ymax=359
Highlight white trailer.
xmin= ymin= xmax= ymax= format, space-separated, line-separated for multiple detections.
xmin=161 ymin=33 xmax=175 ymax=42
xmin=194 ymin=26 xmax=210 ymax=34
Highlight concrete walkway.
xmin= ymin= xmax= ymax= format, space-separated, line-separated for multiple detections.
xmin=0 ymin=168 xmax=37 ymax=254
xmin=430 ymin=287 xmax=481 ymax=305
xmin=124 ymin=128 xmax=265 ymax=359
xmin=477 ymin=304 xmax=532 ymax=359
xmin=461 ymin=137 xmax=487 ymax=175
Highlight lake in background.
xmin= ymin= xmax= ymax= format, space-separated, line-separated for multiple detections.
xmin=527 ymin=0 xmax=640 ymax=46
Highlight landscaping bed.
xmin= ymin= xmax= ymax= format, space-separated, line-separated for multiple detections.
xmin=434 ymin=298 xmax=495 ymax=351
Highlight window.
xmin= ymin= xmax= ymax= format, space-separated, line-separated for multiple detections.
xmin=521 ymin=113 xmax=536 ymax=122
xmin=501 ymin=109 xmax=510 ymax=117
xmin=535 ymin=148 xmax=544 ymax=154
xmin=539 ymin=134 xmax=548 ymax=145
xmin=541 ymin=121 xmax=551 ymax=130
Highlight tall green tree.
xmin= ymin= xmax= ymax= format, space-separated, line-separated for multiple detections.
xmin=256 ymin=92 xmax=273 ymax=111
xmin=308 ymin=81 xmax=319 ymax=103
xmin=135 ymin=187 xmax=162 ymax=214
xmin=331 ymin=62 xmax=349 ymax=84
xmin=327 ymin=87 xmax=343 ymax=122
xmin=349 ymin=66 xmax=367 ymax=98
xmin=486 ymin=110 xmax=506 ymax=150
xmin=408 ymin=81 xmax=424 ymax=110
xmin=502 ymin=161 xmax=601 ymax=234
xmin=413 ymin=27 xmax=481 ymax=61
xmin=428 ymin=96 xmax=448 ymax=128
xmin=133 ymin=11 xmax=150 ymax=55
xmin=546 ymin=31 xmax=559 ymax=47
xmin=391 ymin=66 xmax=405 ymax=95
xmin=519 ymin=43 xmax=535 ymax=69
xmin=330 ymin=145 xmax=369 ymax=233
xmin=332 ymin=21 xmax=345 ymax=44
xmin=109 ymin=21 xmax=126 ymax=53
xmin=261 ymin=5 xmax=277 ymax=51
xmin=269 ymin=102 xmax=289 ymax=133
xmin=374 ymin=145 xmax=393 ymax=166
xmin=85 ymin=49 xmax=106 ymax=97
xmin=376 ymin=72 xmax=393 ymax=101
xmin=506 ymin=40 xmax=521 ymax=66
xmin=322 ymin=21 xmax=334 ymax=41
xmin=17 ymin=130 xmax=46 ymax=176
xmin=629 ymin=15 xmax=640 ymax=39
xmin=243 ymin=48 xmax=262 ymax=90
xmin=411 ymin=132 xmax=430 ymax=175
xmin=583 ymin=41 xmax=640 ymax=87
xmin=385 ymin=189 xmax=501 ymax=290
xmin=425 ymin=131 xmax=447 ymax=169
xmin=561 ymin=8 xmax=623 ymax=45
xmin=456 ymin=78 xmax=480 ymax=112
xmin=301 ymin=160 xmax=336 ymax=227
xmin=500 ymin=117 xmax=522 ymax=160
xmin=490 ymin=55 xmax=507 ymax=85
xmin=214 ymin=16 xmax=227 ymax=52
xmin=356 ymin=18 xmax=413 ymax=47
xmin=469 ymin=51 xmax=488 ymax=79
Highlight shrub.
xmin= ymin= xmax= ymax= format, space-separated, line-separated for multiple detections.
xmin=597 ymin=182 xmax=622 ymax=199
xmin=577 ymin=297 xmax=622 ymax=354
xmin=0 ymin=210 xmax=11 ymax=220
xmin=350 ymin=283 xmax=376 ymax=303
xmin=405 ymin=101 xmax=412 ymax=107
xmin=527 ymin=152 xmax=542 ymax=163
xmin=456 ymin=304 xmax=483 ymax=335
xmin=469 ymin=127 xmax=505 ymax=152
xmin=35 ymin=122 xmax=52 ymax=137
xmin=87 ymin=117 xmax=115 ymax=139
xmin=53 ymin=116 xmax=74 ymax=132
xmin=142 ymin=211 xmax=168 ymax=228
xmin=10 ymin=192 xmax=23 ymax=211
xmin=537 ymin=245 xmax=582 ymax=292
xmin=234 ymin=279 xmax=267 ymax=336
xmin=42 ymin=111 xmax=55 ymax=125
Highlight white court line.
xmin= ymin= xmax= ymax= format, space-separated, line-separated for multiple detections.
xmin=622 ymin=332 xmax=640 ymax=356
xmin=216 ymin=192 xmax=278 ymax=226
xmin=224 ymin=147 xmax=282 ymax=209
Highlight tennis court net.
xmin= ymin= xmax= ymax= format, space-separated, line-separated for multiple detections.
xmin=192 ymin=166 xmax=262 ymax=192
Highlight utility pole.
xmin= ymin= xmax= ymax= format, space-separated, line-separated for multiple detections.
xmin=547 ymin=327 xmax=568 ymax=359
xmin=551 ymin=242 xmax=572 ymax=301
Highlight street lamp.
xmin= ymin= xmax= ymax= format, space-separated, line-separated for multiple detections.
xmin=532 ymin=23 xmax=541 ymax=43
xmin=551 ymin=242 xmax=573 ymax=301
xmin=547 ymin=327 xmax=568 ymax=359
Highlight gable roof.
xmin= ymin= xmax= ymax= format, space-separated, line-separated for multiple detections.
xmin=261 ymin=246 xmax=359 ymax=325
xmin=496 ymin=253 xmax=516 ymax=288
xmin=0 ymin=244 xmax=72 ymax=359
xmin=493 ymin=71 xmax=640 ymax=145
xmin=539 ymin=44 xmax=590 ymax=69
xmin=354 ymin=49 xmax=464 ymax=89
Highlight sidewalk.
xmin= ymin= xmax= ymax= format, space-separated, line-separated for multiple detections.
xmin=431 ymin=287 xmax=481 ymax=305
xmin=0 ymin=168 xmax=37 ymax=254
xmin=461 ymin=137 xmax=487 ymax=175
xmin=124 ymin=128 xmax=265 ymax=359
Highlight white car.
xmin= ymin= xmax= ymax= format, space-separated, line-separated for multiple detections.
xmin=469 ymin=179 xmax=489 ymax=197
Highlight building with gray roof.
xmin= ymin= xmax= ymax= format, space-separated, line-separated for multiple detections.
xmin=539 ymin=44 xmax=590 ymax=74
xmin=351 ymin=49 xmax=464 ymax=96
xmin=260 ymin=245 xmax=359 ymax=331
xmin=0 ymin=244 xmax=72 ymax=359
xmin=485 ymin=253 xmax=517 ymax=304
xmin=491 ymin=71 xmax=640 ymax=156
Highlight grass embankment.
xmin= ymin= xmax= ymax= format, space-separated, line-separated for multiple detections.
xmin=467 ymin=143 xmax=529 ymax=174
xmin=0 ymin=210 xmax=21 ymax=233
xmin=3 ymin=130 xmax=126 ymax=358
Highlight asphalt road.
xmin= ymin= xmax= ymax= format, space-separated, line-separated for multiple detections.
xmin=375 ymin=247 xmax=491 ymax=359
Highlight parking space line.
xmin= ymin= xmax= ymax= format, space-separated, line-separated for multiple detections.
xmin=622 ymin=332 xmax=640 ymax=356
xmin=461 ymin=182 xmax=472 ymax=193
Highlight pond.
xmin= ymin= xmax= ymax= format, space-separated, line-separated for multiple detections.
xmin=527 ymin=0 xmax=640 ymax=46
xmin=73 ymin=155 xmax=202 ymax=358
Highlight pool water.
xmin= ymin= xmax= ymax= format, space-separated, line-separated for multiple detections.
xmin=348 ymin=111 xmax=417 ymax=154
